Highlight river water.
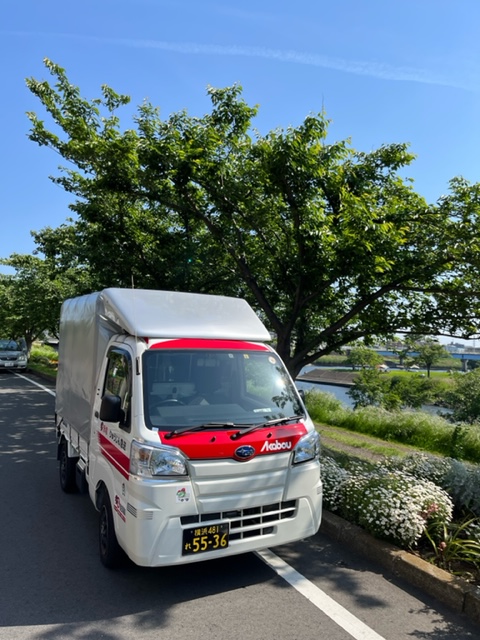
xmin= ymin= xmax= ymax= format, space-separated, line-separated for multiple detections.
xmin=296 ymin=379 xmax=354 ymax=407
xmin=295 ymin=366 xmax=450 ymax=414
xmin=295 ymin=366 xmax=354 ymax=407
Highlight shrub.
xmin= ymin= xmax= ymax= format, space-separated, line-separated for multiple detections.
xmin=320 ymin=454 xmax=454 ymax=548
xmin=30 ymin=343 xmax=58 ymax=362
xmin=304 ymin=389 xmax=349 ymax=424
xmin=383 ymin=453 xmax=480 ymax=516
xmin=340 ymin=468 xmax=453 ymax=548
xmin=320 ymin=456 xmax=348 ymax=512
xmin=446 ymin=370 xmax=480 ymax=423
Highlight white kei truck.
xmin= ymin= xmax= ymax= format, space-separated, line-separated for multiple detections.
xmin=55 ymin=288 xmax=322 ymax=568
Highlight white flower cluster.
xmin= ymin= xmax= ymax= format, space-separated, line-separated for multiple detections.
xmin=320 ymin=456 xmax=349 ymax=512
xmin=382 ymin=453 xmax=451 ymax=486
xmin=320 ymin=455 xmax=454 ymax=548
xmin=382 ymin=453 xmax=480 ymax=517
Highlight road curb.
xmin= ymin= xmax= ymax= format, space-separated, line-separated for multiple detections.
xmin=320 ymin=511 xmax=480 ymax=623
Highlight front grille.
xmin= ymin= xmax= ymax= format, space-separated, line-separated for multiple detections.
xmin=180 ymin=500 xmax=297 ymax=540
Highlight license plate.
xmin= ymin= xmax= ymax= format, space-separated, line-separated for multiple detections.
xmin=182 ymin=523 xmax=229 ymax=555
xmin=3 ymin=362 xmax=14 ymax=367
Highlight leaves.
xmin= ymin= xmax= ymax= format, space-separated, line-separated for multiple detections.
xmin=20 ymin=59 xmax=480 ymax=376
xmin=0 ymin=254 xmax=80 ymax=350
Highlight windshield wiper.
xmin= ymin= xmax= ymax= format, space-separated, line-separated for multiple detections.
xmin=164 ymin=422 xmax=249 ymax=439
xmin=230 ymin=415 xmax=304 ymax=440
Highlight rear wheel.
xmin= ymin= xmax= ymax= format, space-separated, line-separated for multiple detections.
xmin=59 ymin=440 xmax=78 ymax=493
xmin=99 ymin=491 xmax=124 ymax=569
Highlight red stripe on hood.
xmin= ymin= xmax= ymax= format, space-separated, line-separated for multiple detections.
xmin=157 ymin=422 xmax=307 ymax=460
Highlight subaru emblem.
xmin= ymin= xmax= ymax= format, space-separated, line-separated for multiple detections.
xmin=234 ymin=445 xmax=255 ymax=461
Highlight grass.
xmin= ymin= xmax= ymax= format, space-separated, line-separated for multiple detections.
xmin=28 ymin=344 xmax=58 ymax=378
xmin=314 ymin=354 xmax=463 ymax=372
xmin=318 ymin=421 xmax=421 ymax=462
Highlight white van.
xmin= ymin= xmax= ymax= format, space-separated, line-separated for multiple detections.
xmin=55 ymin=288 xmax=322 ymax=568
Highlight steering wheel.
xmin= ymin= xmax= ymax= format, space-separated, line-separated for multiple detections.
xmin=153 ymin=398 xmax=186 ymax=408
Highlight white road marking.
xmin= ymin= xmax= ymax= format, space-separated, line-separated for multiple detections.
xmin=14 ymin=373 xmax=56 ymax=397
xmin=256 ymin=549 xmax=386 ymax=640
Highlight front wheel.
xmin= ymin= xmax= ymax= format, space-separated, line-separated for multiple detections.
xmin=99 ymin=492 xmax=124 ymax=569
xmin=59 ymin=440 xmax=78 ymax=493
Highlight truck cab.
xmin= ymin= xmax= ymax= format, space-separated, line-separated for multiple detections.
xmin=55 ymin=289 xmax=322 ymax=567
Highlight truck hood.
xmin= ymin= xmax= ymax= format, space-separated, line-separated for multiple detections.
xmin=157 ymin=422 xmax=308 ymax=460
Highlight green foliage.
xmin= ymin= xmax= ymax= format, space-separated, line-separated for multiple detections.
xmin=313 ymin=354 xmax=349 ymax=366
xmin=345 ymin=346 xmax=384 ymax=370
xmin=19 ymin=59 xmax=480 ymax=378
xmin=30 ymin=343 xmax=58 ymax=361
xmin=414 ymin=339 xmax=449 ymax=377
xmin=0 ymin=254 xmax=82 ymax=352
xmin=423 ymin=517 xmax=480 ymax=573
xmin=321 ymin=450 xmax=480 ymax=578
xmin=446 ymin=369 xmax=480 ymax=423
xmin=305 ymin=390 xmax=480 ymax=463
xmin=304 ymin=389 xmax=349 ymax=423
xmin=28 ymin=343 xmax=59 ymax=375
xmin=385 ymin=374 xmax=438 ymax=409
xmin=348 ymin=369 xmax=443 ymax=410
xmin=348 ymin=369 xmax=385 ymax=408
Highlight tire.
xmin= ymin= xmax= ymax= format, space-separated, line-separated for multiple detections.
xmin=99 ymin=491 xmax=124 ymax=569
xmin=59 ymin=440 xmax=78 ymax=493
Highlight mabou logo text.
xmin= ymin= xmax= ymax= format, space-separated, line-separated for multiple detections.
xmin=261 ymin=440 xmax=292 ymax=453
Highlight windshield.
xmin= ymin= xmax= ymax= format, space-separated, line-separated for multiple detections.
xmin=0 ymin=339 xmax=21 ymax=351
xmin=143 ymin=346 xmax=304 ymax=431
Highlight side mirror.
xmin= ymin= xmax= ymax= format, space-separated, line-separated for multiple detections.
xmin=100 ymin=394 xmax=123 ymax=423
xmin=298 ymin=388 xmax=305 ymax=402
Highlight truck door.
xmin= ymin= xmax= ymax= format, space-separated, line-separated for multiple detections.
xmin=90 ymin=347 xmax=133 ymax=505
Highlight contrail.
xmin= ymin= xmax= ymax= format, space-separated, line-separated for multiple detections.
xmin=4 ymin=31 xmax=474 ymax=91
xmin=113 ymin=38 xmax=467 ymax=90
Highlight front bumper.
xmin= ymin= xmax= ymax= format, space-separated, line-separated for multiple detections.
xmin=0 ymin=361 xmax=28 ymax=370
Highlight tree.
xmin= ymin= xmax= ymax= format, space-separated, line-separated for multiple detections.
xmin=345 ymin=345 xmax=384 ymax=370
xmin=348 ymin=369 xmax=385 ymax=408
xmin=446 ymin=370 xmax=480 ymax=423
xmin=387 ymin=335 xmax=422 ymax=366
xmin=23 ymin=59 xmax=480 ymax=377
xmin=0 ymin=254 xmax=81 ymax=352
xmin=348 ymin=369 xmax=439 ymax=410
xmin=414 ymin=339 xmax=449 ymax=378
xmin=385 ymin=375 xmax=437 ymax=409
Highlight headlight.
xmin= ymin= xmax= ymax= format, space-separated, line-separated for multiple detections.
xmin=18 ymin=354 xmax=27 ymax=362
xmin=130 ymin=441 xmax=188 ymax=477
xmin=292 ymin=430 xmax=320 ymax=464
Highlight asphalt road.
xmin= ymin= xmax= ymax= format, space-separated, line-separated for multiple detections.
xmin=0 ymin=371 xmax=477 ymax=640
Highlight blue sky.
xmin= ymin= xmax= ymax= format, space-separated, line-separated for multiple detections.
xmin=2 ymin=0 xmax=480 ymax=265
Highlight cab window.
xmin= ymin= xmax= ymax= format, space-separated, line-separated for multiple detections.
xmin=103 ymin=348 xmax=132 ymax=430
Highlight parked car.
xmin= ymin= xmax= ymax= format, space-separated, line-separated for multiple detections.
xmin=0 ymin=339 xmax=28 ymax=371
